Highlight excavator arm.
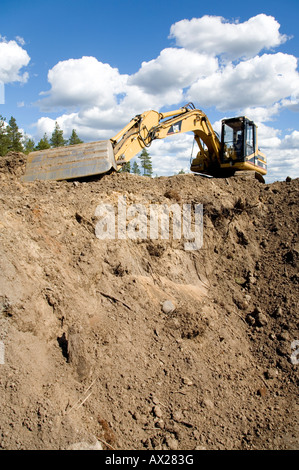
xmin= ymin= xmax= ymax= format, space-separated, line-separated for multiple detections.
xmin=111 ymin=103 xmax=221 ymax=175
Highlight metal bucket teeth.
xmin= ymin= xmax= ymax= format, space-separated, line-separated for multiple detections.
xmin=21 ymin=140 xmax=117 ymax=182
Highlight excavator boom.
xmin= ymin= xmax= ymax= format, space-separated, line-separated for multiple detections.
xmin=22 ymin=103 xmax=266 ymax=182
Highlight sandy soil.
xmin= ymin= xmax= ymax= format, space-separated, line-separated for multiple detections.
xmin=0 ymin=152 xmax=298 ymax=450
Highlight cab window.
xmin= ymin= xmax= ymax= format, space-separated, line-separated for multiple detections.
xmin=222 ymin=120 xmax=243 ymax=161
xmin=245 ymin=123 xmax=254 ymax=156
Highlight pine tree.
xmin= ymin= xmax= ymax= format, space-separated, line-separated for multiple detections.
xmin=138 ymin=148 xmax=153 ymax=177
xmin=50 ymin=121 xmax=67 ymax=147
xmin=132 ymin=161 xmax=141 ymax=175
xmin=121 ymin=161 xmax=131 ymax=173
xmin=7 ymin=116 xmax=24 ymax=152
xmin=23 ymin=135 xmax=35 ymax=154
xmin=36 ymin=133 xmax=51 ymax=150
xmin=0 ymin=115 xmax=10 ymax=156
xmin=68 ymin=129 xmax=83 ymax=145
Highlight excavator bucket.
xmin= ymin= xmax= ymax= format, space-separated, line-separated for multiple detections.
xmin=21 ymin=140 xmax=118 ymax=182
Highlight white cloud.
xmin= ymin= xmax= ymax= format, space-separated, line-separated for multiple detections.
xmin=129 ymin=47 xmax=218 ymax=96
xmin=34 ymin=14 xmax=299 ymax=181
xmin=39 ymin=56 xmax=128 ymax=110
xmin=256 ymin=123 xmax=282 ymax=149
xmin=169 ymin=14 xmax=288 ymax=60
xmin=143 ymin=133 xmax=199 ymax=176
xmin=36 ymin=115 xmax=74 ymax=139
xmin=36 ymin=103 xmax=142 ymax=141
xmin=280 ymin=130 xmax=299 ymax=149
xmin=37 ymin=15 xmax=299 ymax=118
xmin=35 ymin=101 xmax=151 ymax=142
xmin=241 ymin=103 xmax=281 ymax=123
xmin=0 ymin=38 xmax=30 ymax=83
xmin=40 ymin=49 xmax=218 ymax=115
xmin=188 ymin=53 xmax=299 ymax=111
xmin=265 ymin=146 xmax=299 ymax=182
xmin=281 ymin=94 xmax=299 ymax=112
xmin=15 ymin=36 xmax=26 ymax=46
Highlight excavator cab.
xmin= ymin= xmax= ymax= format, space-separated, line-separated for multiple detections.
xmin=220 ymin=117 xmax=267 ymax=176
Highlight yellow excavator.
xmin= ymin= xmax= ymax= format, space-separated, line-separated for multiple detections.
xmin=22 ymin=103 xmax=267 ymax=182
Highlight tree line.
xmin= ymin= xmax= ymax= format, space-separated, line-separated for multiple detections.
xmin=0 ymin=115 xmax=83 ymax=157
xmin=0 ymin=114 xmax=154 ymax=176
xmin=121 ymin=148 xmax=153 ymax=177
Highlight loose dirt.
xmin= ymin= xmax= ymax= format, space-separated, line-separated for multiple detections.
xmin=0 ymin=152 xmax=298 ymax=450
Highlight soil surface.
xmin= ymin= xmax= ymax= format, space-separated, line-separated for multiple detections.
xmin=0 ymin=152 xmax=298 ymax=450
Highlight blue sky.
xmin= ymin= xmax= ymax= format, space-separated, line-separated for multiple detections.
xmin=1 ymin=0 xmax=299 ymax=182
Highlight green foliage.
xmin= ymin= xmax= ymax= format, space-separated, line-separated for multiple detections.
xmin=36 ymin=133 xmax=51 ymax=150
xmin=23 ymin=135 xmax=35 ymax=154
xmin=0 ymin=115 xmax=24 ymax=155
xmin=0 ymin=114 xmax=84 ymax=157
xmin=68 ymin=129 xmax=83 ymax=146
xmin=121 ymin=161 xmax=131 ymax=173
xmin=0 ymin=115 xmax=10 ymax=156
xmin=7 ymin=116 xmax=24 ymax=152
xmin=132 ymin=161 xmax=141 ymax=175
xmin=50 ymin=121 xmax=67 ymax=148
xmin=138 ymin=148 xmax=153 ymax=177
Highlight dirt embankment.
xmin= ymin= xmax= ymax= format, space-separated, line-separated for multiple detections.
xmin=0 ymin=152 xmax=298 ymax=450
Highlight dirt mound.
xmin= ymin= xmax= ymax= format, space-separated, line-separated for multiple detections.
xmin=0 ymin=152 xmax=298 ymax=450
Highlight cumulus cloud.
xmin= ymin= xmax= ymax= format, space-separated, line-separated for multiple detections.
xmin=15 ymin=36 xmax=26 ymax=46
xmin=188 ymin=53 xmax=299 ymax=111
xmin=39 ymin=56 xmax=128 ymax=110
xmin=37 ymin=14 xmax=299 ymax=117
xmin=241 ymin=104 xmax=281 ymax=124
xmin=37 ymin=14 xmax=299 ymax=123
xmin=38 ymin=49 xmax=218 ymax=114
xmin=129 ymin=47 xmax=218 ymax=96
xmin=169 ymin=14 xmax=288 ymax=60
xmin=265 ymin=146 xmax=299 ymax=182
xmin=280 ymin=130 xmax=299 ymax=149
xmin=150 ymin=135 xmax=194 ymax=176
xmin=255 ymin=123 xmax=282 ymax=149
xmin=281 ymin=94 xmax=299 ymax=112
xmin=34 ymin=14 xmax=299 ymax=181
xmin=36 ymin=108 xmax=130 ymax=141
xmin=0 ymin=38 xmax=30 ymax=83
